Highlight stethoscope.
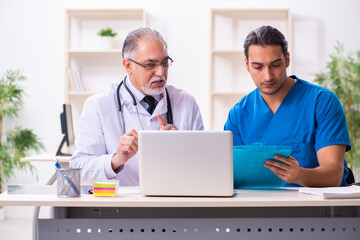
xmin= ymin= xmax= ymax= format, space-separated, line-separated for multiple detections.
xmin=116 ymin=76 xmax=173 ymax=130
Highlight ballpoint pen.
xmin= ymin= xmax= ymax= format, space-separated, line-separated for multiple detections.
xmin=55 ymin=160 xmax=80 ymax=196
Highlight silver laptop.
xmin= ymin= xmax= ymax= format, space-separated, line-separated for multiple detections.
xmin=138 ymin=130 xmax=234 ymax=197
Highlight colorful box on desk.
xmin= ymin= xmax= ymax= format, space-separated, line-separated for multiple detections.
xmin=93 ymin=181 xmax=116 ymax=196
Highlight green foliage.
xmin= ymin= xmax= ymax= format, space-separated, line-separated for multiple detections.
xmin=97 ymin=27 xmax=117 ymax=37
xmin=0 ymin=128 xmax=41 ymax=181
xmin=0 ymin=70 xmax=44 ymax=193
xmin=7 ymin=127 xmax=44 ymax=156
xmin=314 ymin=42 xmax=360 ymax=168
xmin=0 ymin=69 xmax=25 ymax=120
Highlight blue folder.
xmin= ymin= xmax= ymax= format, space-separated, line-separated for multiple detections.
xmin=233 ymin=144 xmax=292 ymax=188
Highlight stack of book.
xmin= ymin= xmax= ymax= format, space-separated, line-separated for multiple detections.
xmin=67 ymin=68 xmax=85 ymax=92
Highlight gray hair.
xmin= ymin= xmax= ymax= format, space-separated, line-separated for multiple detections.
xmin=122 ymin=27 xmax=168 ymax=59
xmin=243 ymin=25 xmax=288 ymax=60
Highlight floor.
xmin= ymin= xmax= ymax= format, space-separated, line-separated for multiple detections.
xmin=0 ymin=219 xmax=32 ymax=240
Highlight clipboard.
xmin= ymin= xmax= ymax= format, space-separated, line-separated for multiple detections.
xmin=233 ymin=144 xmax=292 ymax=188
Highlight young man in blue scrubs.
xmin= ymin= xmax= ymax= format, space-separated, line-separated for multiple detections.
xmin=224 ymin=25 xmax=351 ymax=187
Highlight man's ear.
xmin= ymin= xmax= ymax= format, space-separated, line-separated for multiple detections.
xmin=123 ymin=59 xmax=133 ymax=75
xmin=244 ymin=57 xmax=250 ymax=72
xmin=285 ymin=52 xmax=290 ymax=68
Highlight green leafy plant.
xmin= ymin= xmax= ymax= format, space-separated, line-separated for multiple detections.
xmin=97 ymin=27 xmax=117 ymax=37
xmin=314 ymin=42 xmax=360 ymax=169
xmin=0 ymin=69 xmax=44 ymax=193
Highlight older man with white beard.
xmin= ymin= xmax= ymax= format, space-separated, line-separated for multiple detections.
xmin=70 ymin=28 xmax=204 ymax=186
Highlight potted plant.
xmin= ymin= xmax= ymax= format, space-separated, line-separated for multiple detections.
xmin=0 ymin=70 xmax=44 ymax=198
xmin=97 ymin=27 xmax=118 ymax=49
xmin=314 ymin=43 xmax=360 ymax=178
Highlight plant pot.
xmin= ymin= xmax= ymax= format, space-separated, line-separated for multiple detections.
xmin=98 ymin=36 xmax=115 ymax=50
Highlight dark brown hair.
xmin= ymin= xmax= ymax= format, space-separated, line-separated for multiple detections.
xmin=243 ymin=25 xmax=288 ymax=60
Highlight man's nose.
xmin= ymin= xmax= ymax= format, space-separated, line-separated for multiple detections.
xmin=264 ymin=67 xmax=273 ymax=81
xmin=154 ymin=64 xmax=165 ymax=76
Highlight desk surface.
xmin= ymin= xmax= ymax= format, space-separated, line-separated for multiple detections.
xmin=20 ymin=154 xmax=71 ymax=163
xmin=1 ymin=188 xmax=359 ymax=208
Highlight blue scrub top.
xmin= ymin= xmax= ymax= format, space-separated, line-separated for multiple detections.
xmin=224 ymin=76 xmax=351 ymax=187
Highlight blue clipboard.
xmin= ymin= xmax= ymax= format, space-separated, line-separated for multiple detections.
xmin=233 ymin=144 xmax=292 ymax=188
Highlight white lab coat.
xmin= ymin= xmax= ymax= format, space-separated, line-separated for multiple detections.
xmin=70 ymin=79 xmax=204 ymax=186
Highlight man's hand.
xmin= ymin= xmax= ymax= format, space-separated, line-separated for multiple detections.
xmin=265 ymin=145 xmax=346 ymax=187
xmin=111 ymin=129 xmax=138 ymax=171
xmin=157 ymin=114 xmax=176 ymax=130
xmin=264 ymin=155 xmax=302 ymax=184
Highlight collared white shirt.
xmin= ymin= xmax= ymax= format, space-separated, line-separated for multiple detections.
xmin=70 ymin=78 xmax=204 ymax=186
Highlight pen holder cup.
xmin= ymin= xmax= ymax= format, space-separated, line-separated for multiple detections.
xmin=56 ymin=168 xmax=81 ymax=197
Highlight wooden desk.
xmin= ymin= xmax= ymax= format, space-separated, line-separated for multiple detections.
xmin=20 ymin=154 xmax=71 ymax=164
xmin=1 ymin=187 xmax=360 ymax=207
xmin=19 ymin=154 xmax=71 ymax=240
xmin=1 ymin=188 xmax=359 ymax=240
xmin=20 ymin=154 xmax=71 ymax=186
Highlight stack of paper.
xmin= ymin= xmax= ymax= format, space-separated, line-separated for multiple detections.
xmin=93 ymin=181 xmax=116 ymax=196
xmin=299 ymin=185 xmax=360 ymax=199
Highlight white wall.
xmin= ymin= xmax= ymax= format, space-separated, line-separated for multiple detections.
xmin=0 ymin=0 xmax=359 ymax=219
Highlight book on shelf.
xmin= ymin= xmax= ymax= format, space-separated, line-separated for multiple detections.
xmin=75 ymin=71 xmax=85 ymax=91
xmin=67 ymin=68 xmax=85 ymax=92
xmin=67 ymin=68 xmax=77 ymax=91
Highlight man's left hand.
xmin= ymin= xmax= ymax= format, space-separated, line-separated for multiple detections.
xmin=157 ymin=113 xmax=176 ymax=130
xmin=264 ymin=155 xmax=302 ymax=184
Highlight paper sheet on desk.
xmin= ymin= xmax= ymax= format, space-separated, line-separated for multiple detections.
xmin=299 ymin=185 xmax=360 ymax=199
xmin=7 ymin=185 xmax=56 ymax=194
xmin=117 ymin=186 xmax=140 ymax=194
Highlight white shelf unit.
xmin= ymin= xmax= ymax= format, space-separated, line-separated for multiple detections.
xmin=65 ymin=9 xmax=146 ymax=131
xmin=209 ymin=9 xmax=291 ymax=130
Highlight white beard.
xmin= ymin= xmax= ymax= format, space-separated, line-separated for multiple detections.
xmin=141 ymin=77 xmax=167 ymax=95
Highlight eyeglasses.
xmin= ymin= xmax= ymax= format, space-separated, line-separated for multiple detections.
xmin=127 ymin=57 xmax=173 ymax=71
